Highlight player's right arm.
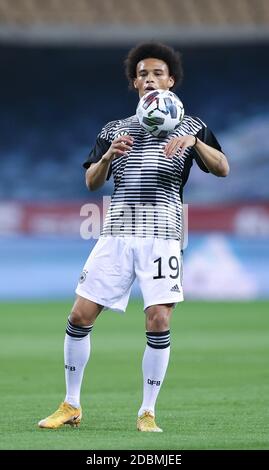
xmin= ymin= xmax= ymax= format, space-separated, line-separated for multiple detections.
xmin=86 ymin=135 xmax=133 ymax=191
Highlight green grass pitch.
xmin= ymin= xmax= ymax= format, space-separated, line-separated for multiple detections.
xmin=0 ymin=300 xmax=268 ymax=450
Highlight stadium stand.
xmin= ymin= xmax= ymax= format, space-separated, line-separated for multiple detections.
xmin=0 ymin=0 xmax=269 ymax=26
xmin=0 ymin=42 xmax=268 ymax=202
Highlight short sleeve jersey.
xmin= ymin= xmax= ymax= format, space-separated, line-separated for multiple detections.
xmin=83 ymin=115 xmax=222 ymax=240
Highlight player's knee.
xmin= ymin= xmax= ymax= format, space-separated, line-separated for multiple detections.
xmin=69 ymin=297 xmax=102 ymax=326
xmin=146 ymin=304 xmax=172 ymax=331
xmin=146 ymin=312 xmax=170 ymax=331
xmin=69 ymin=308 xmax=88 ymax=326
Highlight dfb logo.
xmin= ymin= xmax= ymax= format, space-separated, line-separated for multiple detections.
xmin=147 ymin=379 xmax=161 ymax=386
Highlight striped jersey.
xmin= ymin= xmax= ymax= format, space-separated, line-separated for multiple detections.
xmin=83 ymin=115 xmax=222 ymax=240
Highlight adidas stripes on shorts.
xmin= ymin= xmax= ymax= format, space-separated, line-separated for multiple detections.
xmin=75 ymin=236 xmax=183 ymax=313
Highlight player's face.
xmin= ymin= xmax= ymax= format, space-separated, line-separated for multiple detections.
xmin=133 ymin=58 xmax=175 ymax=98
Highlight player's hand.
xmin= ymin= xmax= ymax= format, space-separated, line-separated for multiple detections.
xmin=103 ymin=135 xmax=134 ymax=161
xmin=164 ymin=135 xmax=196 ymax=159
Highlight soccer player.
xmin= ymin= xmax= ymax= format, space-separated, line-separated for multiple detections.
xmin=38 ymin=42 xmax=229 ymax=431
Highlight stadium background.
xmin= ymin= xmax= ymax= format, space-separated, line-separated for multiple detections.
xmin=0 ymin=0 xmax=269 ymax=451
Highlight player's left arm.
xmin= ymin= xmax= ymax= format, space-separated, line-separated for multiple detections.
xmin=164 ymin=128 xmax=229 ymax=177
xmin=191 ymin=137 xmax=229 ymax=177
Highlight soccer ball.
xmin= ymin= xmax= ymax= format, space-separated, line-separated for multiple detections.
xmin=136 ymin=89 xmax=184 ymax=138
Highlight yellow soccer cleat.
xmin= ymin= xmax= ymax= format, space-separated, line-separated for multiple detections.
xmin=38 ymin=402 xmax=82 ymax=429
xmin=137 ymin=411 xmax=163 ymax=432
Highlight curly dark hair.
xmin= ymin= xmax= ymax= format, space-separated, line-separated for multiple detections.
xmin=125 ymin=42 xmax=183 ymax=90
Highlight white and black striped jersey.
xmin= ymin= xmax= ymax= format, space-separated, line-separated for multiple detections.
xmin=83 ymin=115 xmax=222 ymax=240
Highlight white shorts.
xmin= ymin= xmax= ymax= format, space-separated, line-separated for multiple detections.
xmin=75 ymin=236 xmax=183 ymax=313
